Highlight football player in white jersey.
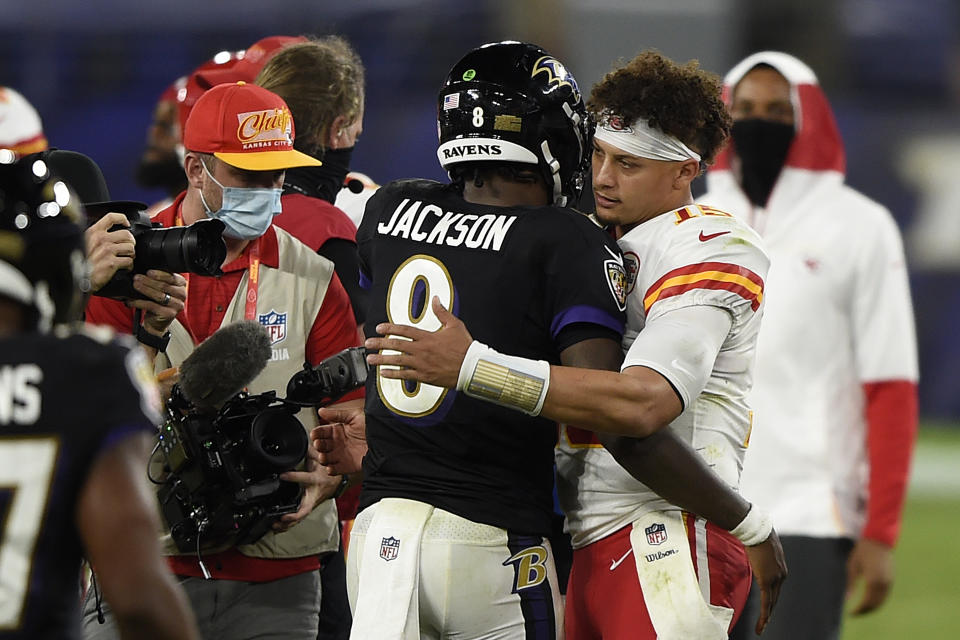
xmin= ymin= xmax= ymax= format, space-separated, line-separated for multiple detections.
xmin=365 ymin=50 xmax=786 ymax=639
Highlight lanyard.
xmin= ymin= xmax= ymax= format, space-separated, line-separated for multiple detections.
xmin=175 ymin=210 xmax=262 ymax=335
xmin=243 ymin=239 xmax=261 ymax=322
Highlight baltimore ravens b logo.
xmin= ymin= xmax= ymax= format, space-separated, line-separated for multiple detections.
xmin=531 ymin=56 xmax=581 ymax=101
xmin=503 ymin=545 xmax=549 ymax=593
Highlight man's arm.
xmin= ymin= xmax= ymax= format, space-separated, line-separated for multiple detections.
xmin=367 ymin=296 xmax=786 ymax=633
xmin=77 ymin=432 xmax=200 ymax=640
xmin=312 ymin=405 xmax=368 ymax=475
xmin=845 ymin=210 xmax=919 ymax=615
xmin=275 ymin=397 xmax=366 ymax=531
xmin=368 ymin=297 xmax=678 ymax=437
xmin=555 ymin=337 xmax=747 ymax=528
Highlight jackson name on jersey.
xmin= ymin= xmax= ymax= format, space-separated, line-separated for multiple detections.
xmin=375 ymin=197 xmax=518 ymax=252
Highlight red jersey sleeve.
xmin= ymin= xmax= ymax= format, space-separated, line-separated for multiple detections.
xmin=84 ymin=295 xmax=136 ymax=334
xmin=862 ymin=380 xmax=918 ymax=547
xmin=306 ymin=272 xmax=364 ymax=403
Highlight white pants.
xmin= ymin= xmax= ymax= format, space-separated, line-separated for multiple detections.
xmin=348 ymin=499 xmax=563 ymax=640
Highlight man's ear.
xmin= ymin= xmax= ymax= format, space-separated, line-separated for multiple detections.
xmin=183 ymin=153 xmax=206 ymax=190
xmin=674 ymin=159 xmax=700 ymax=190
xmin=326 ymin=114 xmax=350 ymax=149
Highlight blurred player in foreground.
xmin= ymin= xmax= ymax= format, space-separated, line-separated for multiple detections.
xmin=0 ymin=152 xmax=198 ymax=640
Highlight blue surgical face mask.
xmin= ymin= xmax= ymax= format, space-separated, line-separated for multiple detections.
xmin=199 ymin=159 xmax=283 ymax=240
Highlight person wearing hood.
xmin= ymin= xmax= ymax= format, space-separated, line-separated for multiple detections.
xmin=700 ymin=52 xmax=919 ymax=640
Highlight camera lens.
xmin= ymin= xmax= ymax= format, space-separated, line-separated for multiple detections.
xmin=247 ymin=407 xmax=308 ymax=473
xmin=134 ymin=218 xmax=226 ymax=276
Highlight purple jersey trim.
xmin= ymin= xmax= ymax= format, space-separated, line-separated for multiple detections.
xmin=359 ymin=269 xmax=372 ymax=290
xmin=551 ymin=305 xmax=624 ymax=338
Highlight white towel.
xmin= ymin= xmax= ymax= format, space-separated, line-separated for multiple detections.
xmin=631 ymin=511 xmax=729 ymax=639
xmin=349 ymin=498 xmax=434 ymax=640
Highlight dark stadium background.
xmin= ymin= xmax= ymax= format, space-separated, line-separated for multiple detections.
xmin=1 ymin=1 xmax=957 ymax=420
xmin=1 ymin=2 xmax=959 ymax=637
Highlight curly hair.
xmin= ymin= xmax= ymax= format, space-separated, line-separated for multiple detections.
xmin=587 ymin=50 xmax=731 ymax=165
xmin=255 ymin=36 xmax=365 ymax=156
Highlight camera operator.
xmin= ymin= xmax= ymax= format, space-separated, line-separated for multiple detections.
xmin=32 ymin=147 xmax=188 ymax=361
xmin=82 ymin=82 xmax=363 ymax=640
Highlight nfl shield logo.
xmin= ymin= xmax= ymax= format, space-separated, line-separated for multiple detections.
xmin=645 ymin=523 xmax=667 ymax=545
xmin=380 ymin=536 xmax=400 ymax=561
xmin=258 ymin=310 xmax=287 ymax=345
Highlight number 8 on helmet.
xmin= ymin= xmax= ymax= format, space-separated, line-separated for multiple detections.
xmin=436 ymin=40 xmax=594 ymax=207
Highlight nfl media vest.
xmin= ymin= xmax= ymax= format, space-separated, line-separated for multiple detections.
xmin=156 ymin=226 xmax=340 ymax=559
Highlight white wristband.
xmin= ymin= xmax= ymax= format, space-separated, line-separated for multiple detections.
xmin=457 ymin=340 xmax=551 ymax=416
xmin=730 ymin=504 xmax=773 ymax=547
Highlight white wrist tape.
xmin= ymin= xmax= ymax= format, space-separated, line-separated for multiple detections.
xmin=456 ymin=341 xmax=551 ymax=416
xmin=730 ymin=504 xmax=773 ymax=547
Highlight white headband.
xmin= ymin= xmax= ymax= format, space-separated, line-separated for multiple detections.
xmin=594 ymin=115 xmax=701 ymax=163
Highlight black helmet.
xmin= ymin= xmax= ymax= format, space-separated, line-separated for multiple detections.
xmin=437 ymin=41 xmax=593 ymax=207
xmin=0 ymin=150 xmax=88 ymax=331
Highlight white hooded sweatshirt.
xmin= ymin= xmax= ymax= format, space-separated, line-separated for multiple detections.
xmin=700 ymin=52 xmax=918 ymax=545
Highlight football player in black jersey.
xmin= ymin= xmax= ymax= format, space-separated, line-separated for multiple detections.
xmin=0 ymin=154 xmax=199 ymax=640
xmin=315 ymin=42 xmax=768 ymax=639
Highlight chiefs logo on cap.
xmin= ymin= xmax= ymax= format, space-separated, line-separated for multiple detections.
xmin=237 ymin=108 xmax=293 ymax=149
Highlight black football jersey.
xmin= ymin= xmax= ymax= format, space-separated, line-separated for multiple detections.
xmin=0 ymin=328 xmax=160 ymax=640
xmin=357 ymin=179 xmax=627 ymax=535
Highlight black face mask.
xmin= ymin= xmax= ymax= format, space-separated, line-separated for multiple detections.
xmin=283 ymin=146 xmax=354 ymax=204
xmin=135 ymin=152 xmax=187 ymax=193
xmin=730 ymin=119 xmax=795 ymax=207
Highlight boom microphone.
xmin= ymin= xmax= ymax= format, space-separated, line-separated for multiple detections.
xmin=178 ymin=321 xmax=272 ymax=412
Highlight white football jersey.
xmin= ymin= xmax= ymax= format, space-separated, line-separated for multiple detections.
xmin=556 ymin=204 xmax=770 ymax=548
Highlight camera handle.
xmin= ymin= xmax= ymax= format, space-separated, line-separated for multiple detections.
xmin=285 ymin=347 xmax=368 ymax=407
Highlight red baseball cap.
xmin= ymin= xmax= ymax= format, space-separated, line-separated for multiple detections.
xmin=183 ymin=81 xmax=321 ymax=171
xmin=175 ymin=52 xmax=244 ymax=134
xmin=195 ymin=35 xmax=308 ymax=87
